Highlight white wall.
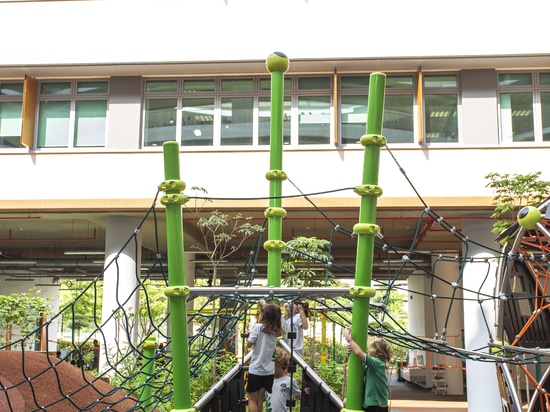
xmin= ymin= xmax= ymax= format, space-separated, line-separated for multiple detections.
xmin=0 ymin=0 xmax=548 ymax=66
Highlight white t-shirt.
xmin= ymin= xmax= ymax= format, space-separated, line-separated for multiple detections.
xmin=282 ymin=313 xmax=304 ymax=353
xmin=265 ymin=374 xmax=300 ymax=412
xmin=248 ymin=323 xmax=279 ymax=375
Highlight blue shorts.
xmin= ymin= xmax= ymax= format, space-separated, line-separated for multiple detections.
xmin=246 ymin=373 xmax=274 ymax=393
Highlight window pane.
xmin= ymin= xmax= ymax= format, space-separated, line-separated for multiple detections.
xmin=0 ymin=101 xmax=23 ymax=148
xmin=259 ymin=78 xmax=292 ymax=91
xmin=499 ymin=92 xmax=534 ymax=142
xmin=298 ymin=96 xmax=330 ymax=144
xmin=341 ymin=76 xmax=369 ymax=89
xmin=541 ymin=92 xmax=550 ymax=142
xmin=424 ymin=94 xmax=458 ymax=143
xmin=221 ymin=97 xmax=253 ymax=145
xmin=259 ymin=96 xmax=291 ymax=145
xmin=0 ymin=83 xmax=23 ymax=96
xmin=74 ymin=100 xmax=106 ymax=147
xmin=341 ymin=95 xmax=367 ymax=144
xmin=387 ymin=76 xmax=413 ymax=89
xmin=384 ymin=94 xmax=414 ymax=143
xmin=37 ymin=101 xmax=70 ymax=147
xmin=539 ymin=73 xmax=550 ymax=86
xmin=298 ymin=77 xmax=331 ymax=90
xmin=424 ymin=75 xmax=457 ymax=88
xmin=341 ymin=94 xmax=414 ymax=144
xmin=77 ymin=81 xmax=108 ymax=94
xmin=40 ymin=82 xmax=71 ymax=95
xmin=181 ymin=98 xmax=214 ymax=146
xmin=183 ymin=79 xmax=215 ymax=93
xmin=221 ymin=79 xmax=253 ymax=92
xmin=144 ymin=99 xmax=177 ymax=147
xmin=499 ymin=73 xmax=532 ymax=87
xmin=146 ymin=80 xmax=178 ymax=93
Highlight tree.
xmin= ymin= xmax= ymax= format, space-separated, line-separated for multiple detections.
xmin=185 ymin=187 xmax=264 ymax=286
xmin=485 ymin=171 xmax=550 ymax=234
xmin=281 ymin=236 xmax=334 ymax=287
xmin=0 ymin=288 xmax=52 ymax=348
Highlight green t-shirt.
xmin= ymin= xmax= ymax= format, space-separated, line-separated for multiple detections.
xmin=363 ymin=354 xmax=388 ymax=408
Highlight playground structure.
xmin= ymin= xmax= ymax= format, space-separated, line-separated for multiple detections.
xmin=0 ymin=52 xmax=550 ymax=412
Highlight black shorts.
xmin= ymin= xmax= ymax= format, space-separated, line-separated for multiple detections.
xmin=246 ymin=373 xmax=274 ymax=393
xmin=364 ymin=406 xmax=388 ymax=412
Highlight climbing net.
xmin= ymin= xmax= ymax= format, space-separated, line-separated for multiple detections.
xmin=1 ymin=155 xmax=550 ymax=412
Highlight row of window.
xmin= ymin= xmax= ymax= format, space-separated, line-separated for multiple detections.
xmin=1 ymin=72 xmax=550 ymax=149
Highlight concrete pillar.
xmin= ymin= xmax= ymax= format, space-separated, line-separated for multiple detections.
xmin=100 ymin=216 xmax=141 ymax=372
xmin=462 ymin=219 xmax=501 ymax=411
xmin=431 ymin=252 xmax=464 ymax=395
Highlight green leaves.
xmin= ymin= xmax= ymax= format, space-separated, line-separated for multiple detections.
xmin=281 ymin=236 xmax=334 ymax=287
xmin=485 ymin=172 xmax=550 ymax=234
xmin=0 ymin=288 xmax=52 ymax=346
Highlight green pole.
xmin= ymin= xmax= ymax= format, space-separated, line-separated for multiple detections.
xmin=264 ymin=52 xmax=290 ymax=287
xmin=159 ymin=141 xmax=193 ymax=412
xmin=138 ymin=336 xmax=157 ymax=411
xmin=343 ymin=73 xmax=386 ymax=412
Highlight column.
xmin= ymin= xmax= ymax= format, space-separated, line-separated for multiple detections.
xmin=100 ymin=216 xmax=141 ymax=371
xmin=462 ymin=219 xmax=501 ymax=410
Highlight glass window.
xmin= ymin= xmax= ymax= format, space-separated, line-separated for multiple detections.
xmin=37 ymin=101 xmax=71 ymax=148
xmin=183 ymin=79 xmax=215 ymax=93
xmin=425 ymin=75 xmax=458 ymax=88
xmin=499 ymin=73 xmax=532 ymax=87
xmin=74 ymin=100 xmax=107 ymax=147
xmin=77 ymin=81 xmax=108 ymax=94
xmin=341 ymin=94 xmax=414 ymax=144
xmin=341 ymin=76 xmax=369 ymax=89
xmin=144 ymin=99 xmax=177 ymax=147
xmin=0 ymin=83 xmax=23 ymax=96
xmin=258 ymin=96 xmax=291 ymax=145
xmin=221 ymin=79 xmax=253 ymax=92
xmin=0 ymin=101 xmax=23 ymax=148
xmin=387 ymin=76 xmax=413 ymax=89
xmin=181 ymin=98 xmax=215 ymax=146
xmin=221 ymin=97 xmax=253 ymax=145
xmin=499 ymin=92 xmax=534 ymax=142
xmin=539 ymin=73 xmax=550 ymax=86
xmin=298 ymin=96 xmax=331 ymax=144
xmin=146 ymin=80 xmax=177 ymax=93
xmin=40 ymin=82 xmax=71 ymax=95
xmin=298 ymin=77 xmax=331 ymax=90
xmin=541 ymin=92 xmax=550 ymax=142
xmin=259 ymin=78 xmax=292 ymax=91
xmin=36 ymin=80 xmax=108 ymax=149
xmin=424 ymin=94 xmax=459 ymax=143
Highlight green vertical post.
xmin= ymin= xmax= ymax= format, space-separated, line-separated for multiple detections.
xmin=343 ymin=73 xmax=386 ymax=412
xmin=138 ymin=336 xmax=157 ymax=411
xmin=159 ymin=141 xmax=193 ymax=412
xmin=264 ymin=52 xmax=290 ymax=287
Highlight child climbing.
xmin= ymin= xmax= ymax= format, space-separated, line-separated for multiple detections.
xmin=265 ymin=347 xmax=302 ymax=412
xmin=246 ymin=300 xmax=284 ymax=412
xmin=343 ymin=328 xmax=392 ymax=412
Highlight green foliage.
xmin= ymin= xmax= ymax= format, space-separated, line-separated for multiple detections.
xmin=281 ymin=236 xmax=334 ymax=286
xmin=59 ymin=280 xmax=101 ymax=333
xmin=0 ymin=288 xmax=52 ymax=347
xmin=189 ymin=351 xmax=238 ymax=404
xmin=485 ymin=171 xmax=550 ymax=234
xmin=185 ymin=186 xmax=264 ymax=285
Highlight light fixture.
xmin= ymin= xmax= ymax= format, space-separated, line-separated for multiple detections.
xmin=64 ymin=251 xmax=105 ymax=255
xmin=0 ymin=260 xmax=37 ymax=265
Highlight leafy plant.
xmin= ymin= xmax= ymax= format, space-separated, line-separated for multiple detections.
xmin=485 ymin=171 xmax=550 ymax=234
xmin=281 ymin=236 xmax=334 ymax=287
xmin=0 ymin=288 xmax=52 ymax=348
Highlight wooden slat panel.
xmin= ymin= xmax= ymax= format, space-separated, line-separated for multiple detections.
xmin=20 ymin=74 xmax=37 ymax=149
xmin=417 ymin=67 xmax=424 ymax=145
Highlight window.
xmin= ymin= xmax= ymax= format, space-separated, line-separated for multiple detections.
xmin=423 ymin=74 xmax=459 ymax=143
xmin=339 ymin=75 xmax=414 ymax=144
xmin=498 ymin=72 xmax=550 ymax=143
xmin=298 ymin=77 xmax=331 ymax=145
xmin=0 ymin=81 xmax=24 ymax=148
xmin=37 ymin=80 xmax=108 ymax=148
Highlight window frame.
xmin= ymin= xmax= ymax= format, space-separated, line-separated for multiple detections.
xmin=497 ymin=71 xmax=550 ymax=144
xmin=36 ymin=79 xmax=109 ymax=149
xmin=0 ymin=80 xmax=24 ymax=149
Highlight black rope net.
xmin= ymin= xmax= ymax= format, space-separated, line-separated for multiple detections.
xmin=0 ymin=171 xmax=549 ymax=411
